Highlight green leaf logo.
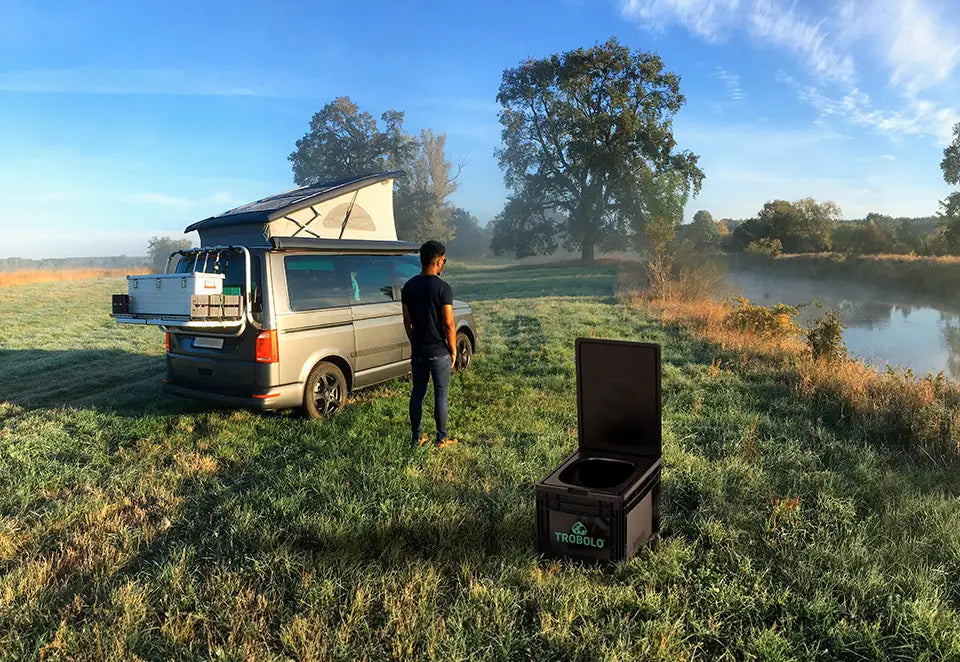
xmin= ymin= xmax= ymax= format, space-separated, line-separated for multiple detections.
xmin=572 ymin=521 xmax=587 ymax=536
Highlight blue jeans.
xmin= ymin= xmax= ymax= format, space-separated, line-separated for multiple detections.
xmin=410 ymin=354 xmax=451 ymax=444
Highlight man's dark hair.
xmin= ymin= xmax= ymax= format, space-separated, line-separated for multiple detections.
xmin=419 ymin=240 xmax=446 ymax=268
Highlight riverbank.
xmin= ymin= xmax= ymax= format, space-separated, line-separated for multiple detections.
xmin=722 ymin=252 xmax=960 ymax=305
xmin=619 ymin=262 xmax=960 ymax=459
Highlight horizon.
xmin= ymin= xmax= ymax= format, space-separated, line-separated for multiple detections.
xmin=1 ymin=0 xmax=958 ymax=258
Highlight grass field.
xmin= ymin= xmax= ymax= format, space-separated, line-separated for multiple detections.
xmin=0 ymin=268 xmax=146 ymax=289
xmin=3 ymin=265 xmax=960 ymax=660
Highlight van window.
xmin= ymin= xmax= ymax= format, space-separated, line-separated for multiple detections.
xmin=342 ymin=256 xmax=395 ymax=305
xmin=393 ymin=254 xmax=422 ymax=287
xmin=284 ymin=255 xmax=350 ymax=311
xmin=176 ymin=250 xmax=262 ymax=298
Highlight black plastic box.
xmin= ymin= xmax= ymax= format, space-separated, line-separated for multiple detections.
xmin=535 ymin=338 xmax=662 ymax=563
xmin=112 ymin=294 xmax=131 ymax=314
xmin=190 ymin=294 xmax=242 ymax=320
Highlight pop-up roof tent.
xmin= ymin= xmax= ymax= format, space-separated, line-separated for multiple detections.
xmin=184 ymin=170 xmax=405 ymax=247
xmin=110 ymin=170 xmax=411 ymax=332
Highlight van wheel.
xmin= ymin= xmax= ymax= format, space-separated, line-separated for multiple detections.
xmin=454 ymin=332 xmax=473 ymax=372
xmin=303 ymin=362 xmax=347 ymax=419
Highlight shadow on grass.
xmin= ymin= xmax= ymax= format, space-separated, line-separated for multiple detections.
xmin=0 ymin=348 xmax=199 ymax=415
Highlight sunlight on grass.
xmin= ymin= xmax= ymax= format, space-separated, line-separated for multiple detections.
xmin=1 ymin=266 xmax=960 ymax=659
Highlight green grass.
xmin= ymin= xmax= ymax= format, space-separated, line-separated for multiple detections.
xmin=2 ymin=265 xmax=960 ymax=660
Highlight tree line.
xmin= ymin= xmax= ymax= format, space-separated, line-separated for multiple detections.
xmin=0 ymin=255 xmax=148 ymax=273
xmin=682 ymin=201 xmax=958 ymax=257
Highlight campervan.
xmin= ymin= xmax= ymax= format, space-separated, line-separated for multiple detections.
xmin=112 ymin=171 xmax=477 ymax=418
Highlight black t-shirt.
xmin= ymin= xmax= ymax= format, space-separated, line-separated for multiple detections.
xmin=401 ymin=274 xmax=454 ymax=358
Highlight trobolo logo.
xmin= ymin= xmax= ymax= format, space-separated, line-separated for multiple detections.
xmin=554 ymin=520 xmax=605 ymax=548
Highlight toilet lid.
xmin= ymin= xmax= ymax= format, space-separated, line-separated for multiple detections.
xmin=575 ymin=338 xmax=661 ymax=457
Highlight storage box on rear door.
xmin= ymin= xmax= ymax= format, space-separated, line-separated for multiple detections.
xmin=127 ymin=273 xmax=224 ymax=316
xmin=190 ymin=294 xmax=242 ymax=320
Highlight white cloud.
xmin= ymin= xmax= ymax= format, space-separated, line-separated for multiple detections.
xmin=885 ymin=0 xmax=960 ymax=93
xmin=621 ymin=0 xmax=854 ymax=84
xmin=619 ymin=0 xmax=740 ymax=42
xmin=792 ymin=81 xmax=959 ymax=144
xmin=125 ymin=193 xmax=193 ymax=206
xmin=881 ymin=154 xmax=896 ymax=160
xmin=713 ymin=66 xmax=744 ymax=105
xmin=748 ymin=0 xmax=855 ymax=85
xmin=620 ymin=0 xmax=960 ymax=144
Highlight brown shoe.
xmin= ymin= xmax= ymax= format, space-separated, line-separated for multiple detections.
xmin=436 ymin=438 xmax=459 ymax=450
xmin=417 ymin=433 xmax=431 ymax=446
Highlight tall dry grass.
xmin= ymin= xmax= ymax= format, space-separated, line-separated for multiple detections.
xmin=0 ymin=268 xmax=145 ymax=288
xmin=619 ymin=261 xmax=960 ymax=455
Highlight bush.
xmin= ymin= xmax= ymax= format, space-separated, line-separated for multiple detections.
xmin=745 ymin=238 xmax=783 ymax=256
xmin=807 ymin=310 xmax=847 ymax=361
xmin=727 ymin=296 xmax=800 ymax=340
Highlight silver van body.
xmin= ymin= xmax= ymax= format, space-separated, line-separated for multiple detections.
xmin=161 ymin=242 xmax=476 ymax=412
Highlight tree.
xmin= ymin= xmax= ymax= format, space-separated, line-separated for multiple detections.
xmin=732 ymin=198 xmax=840 ymax=253
xmin=288 ymin=96 xmax=458 ymax=243
xmin=492 ymin=37 xmax=704 ymax=262
xmin=447 ymin=208 xmax=490 ymax=259
xmin=685 ymin=209 xmax=721 ymax=250
xmin=396 ymin=129 xmax=459 ymax=243
xmin=147 ymin=236 xmax=193 ymax=273
xmin=938 ymin=122 xmax=960 ymax=254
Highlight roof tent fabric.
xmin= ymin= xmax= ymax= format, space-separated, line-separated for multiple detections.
xmin=185 ymin=171 xmax=403 ymax=246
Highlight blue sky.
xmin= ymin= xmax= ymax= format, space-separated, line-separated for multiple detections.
xmin=1 ymin=0 xmax=958 ymax=258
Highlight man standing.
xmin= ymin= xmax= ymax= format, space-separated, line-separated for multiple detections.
xmin=401 ymin=240 xmax=458 ymax=449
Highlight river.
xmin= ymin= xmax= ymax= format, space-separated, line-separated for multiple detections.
xmin=725 ymin=266 xmax=960 ymax=379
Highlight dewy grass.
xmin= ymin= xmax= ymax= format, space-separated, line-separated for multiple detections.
xmin=2 ymin=265 xmax=960 ymax=659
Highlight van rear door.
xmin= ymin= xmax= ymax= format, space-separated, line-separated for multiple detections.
xmin=165 ymin=251 xmax=267 ymax=394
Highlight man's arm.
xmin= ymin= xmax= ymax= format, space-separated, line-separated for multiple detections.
xmin=443 ymin=304 xmax=456 ymax=367
xmin=402 ymin=303 xmax=415 ymax=344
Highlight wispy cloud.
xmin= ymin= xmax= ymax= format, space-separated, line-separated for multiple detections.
xmin=788 ymin=80 xmax=959 ymax=144
xmin=713 ymin=66 xmax=744 ymax=106
xmin=885 ymin=0 xmax=960 ymax=93
xmin=621 ymin=0 xmax=854 ymax=84
xmin=0 ymin=67 xmax=316 ymax=97
xmin=620 ymin=0 xmax=960 ymax=144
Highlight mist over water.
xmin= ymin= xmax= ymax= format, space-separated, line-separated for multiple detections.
xmin=726 ymin=267 xmax=960 ymax=379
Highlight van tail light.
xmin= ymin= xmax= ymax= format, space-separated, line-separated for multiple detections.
xmin=165 ymin=332 xmax=171 ymax=353
xmin=256 ymin=329 xmax=279 ymax=363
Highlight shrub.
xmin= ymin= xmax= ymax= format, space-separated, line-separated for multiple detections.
xmin=807 ymin=310 xmax=847 ymax=361
xmin=745 ymin=238 xmax=783 ymax=256
xmin=727 ymin=296 xmax=800 ymax=340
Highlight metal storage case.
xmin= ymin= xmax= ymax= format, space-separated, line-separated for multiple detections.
xmin=535 ymin=338 xmax=662 ymax=563
xmin=125 ymin=273 xmax=225 ymax=316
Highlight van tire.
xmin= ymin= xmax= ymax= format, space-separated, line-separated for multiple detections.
xmin=303 ymin=361 xmax=347 ymax=419
xmin=454 ymin=331 xmax=473 ymax=372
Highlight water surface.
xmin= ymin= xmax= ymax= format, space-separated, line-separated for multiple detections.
xmin=726 ymin=267 xmax=960 ymax=378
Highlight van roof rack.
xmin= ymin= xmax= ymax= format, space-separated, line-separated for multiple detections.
xmin=269 ymin=237 xmax=420 ymax=253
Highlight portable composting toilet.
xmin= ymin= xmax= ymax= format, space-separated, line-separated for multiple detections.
xmin=536 ymin=338 xmax=661 ymax=563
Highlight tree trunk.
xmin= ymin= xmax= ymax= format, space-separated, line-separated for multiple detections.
xmin=581 ymin=242 xmax=595 ymax=264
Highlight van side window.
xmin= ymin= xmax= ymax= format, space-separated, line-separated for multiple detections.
xmin=342 ymin=256 xmax=395 ymax=304
xmin=284 ymin=256 xmax=350 ymax=311
xmin=392 ymin=254 xmax=421 ymax=287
